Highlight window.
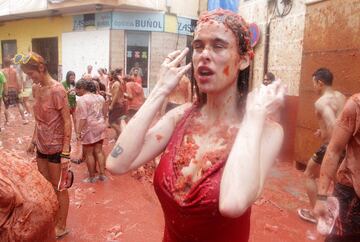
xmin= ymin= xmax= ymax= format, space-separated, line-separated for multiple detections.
xmin=125 ymin=31 xmax=150 ymax=88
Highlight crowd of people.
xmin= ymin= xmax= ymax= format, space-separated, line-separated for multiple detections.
xmin=0 ymin=8 xmax=359 ymax=242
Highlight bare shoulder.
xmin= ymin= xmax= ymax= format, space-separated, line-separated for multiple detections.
xmin=163 ymin=102 xmax=193 ymax=124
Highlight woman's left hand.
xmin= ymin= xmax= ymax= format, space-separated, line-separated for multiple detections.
xmin=246 ymin=79 xmax=287 ymax=118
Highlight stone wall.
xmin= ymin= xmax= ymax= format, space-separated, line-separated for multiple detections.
xmin=294 ymin=0 xmax=360 ymax=163
xmin=239 ymin=0 xmax=306 ymax=96
xmin=149 ymin=32 xmax=187 ymax=90
xmin=109 ymin=30 xmax=125 ymax=70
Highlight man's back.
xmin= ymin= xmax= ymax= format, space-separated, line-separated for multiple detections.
xmin=2 ymin=66 xmax=20 ymax=91
xmin=315 ymin=89 xmax=346 ymax=143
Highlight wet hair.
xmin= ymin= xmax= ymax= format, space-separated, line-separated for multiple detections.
xmin=110 ymin=70 xmax=122 ymax=82
xmin=114 ymin=68 xmax=123 ymax=76
xmin=192 ymin=9 xmax=253 ymax=105
xmin=85 ymin=80 xmax=97 ymax=93
xmin=19 ymin=52 xmax=48 ymax=72
xmin=312 ymin=68 xmax=333 ymax=86
xmin=75 ymin=79 xmax=87 ymax=89
xmin=265 ymin=72 xmax=275 ymax=83
xmin=123 ymin=75 xmax=134 ymax=83
xmin=66 ymin=71 xmax=75 ymax=82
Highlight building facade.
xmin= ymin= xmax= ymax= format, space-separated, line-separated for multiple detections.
xmin=0 ymin=0 xmax=204 ymax=94
xmin=238 ymin=0 xmax=360 ymax=164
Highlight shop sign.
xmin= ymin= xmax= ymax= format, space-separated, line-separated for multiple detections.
xmin=73 ymin=15 xmax=85 ymax=31
xmin=95 ymin=12 xmax=111 ymax=29
xmin=73 ymin=12 xmax=111 ymax=31
xmin=177 ymin=17 xmax=197 ymax=36
xmin=112 ymin=12 xmax=164 ymax=32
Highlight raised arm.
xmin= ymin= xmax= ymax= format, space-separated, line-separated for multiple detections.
xmin=106 ymin=48 xmax=191 ymax=174
xmin=220 ymin=81 xmax=285 ymax=218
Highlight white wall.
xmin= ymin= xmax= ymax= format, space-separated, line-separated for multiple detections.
xmin=62 ymin=30 xmax=110 ymax=81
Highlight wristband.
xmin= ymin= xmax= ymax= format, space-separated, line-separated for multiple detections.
xmin=60 ymin=153 xmax=70 ymax=159
xmin=316 ymin=194 xmax=328 ymax=201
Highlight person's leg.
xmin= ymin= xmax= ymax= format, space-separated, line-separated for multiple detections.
xmin=71 ymin=112 xmax=77 ymax=134
xmin=304 ymin=158 xmax=321 ymax=208
xmin=47 ymin=160 xmax=69 ymax=237
xmin=22 ymin=96 xmax=31 ymax=115
xmin=110 ymin=121 xmax=121 ymax=138
xmin=17 ymin=98 xmax=28 ymax=123
xmin=298 ymin=153 xmax=321 ymax=223
xmin=94 ymin=140 xmax=106 ymax=180
xmin=83 ymin=144 xmax=97 ymax=182
xmin=3 ymin=97 xmax=9 ymax=125
xmin=120 ymin=117 xmax=127 ymax=134
xmin=36 ymin=156 xmax=50 ymax=181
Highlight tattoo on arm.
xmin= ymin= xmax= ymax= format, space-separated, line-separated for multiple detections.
xmin=111 ymin=144 xmax=123 ymax=158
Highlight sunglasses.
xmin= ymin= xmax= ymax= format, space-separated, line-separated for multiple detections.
xmin=13 ymin=53 xmax=41 ymax=65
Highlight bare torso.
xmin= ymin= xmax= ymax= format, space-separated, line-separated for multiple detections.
xmin=315 ymin=89 xmax=346 ymax=143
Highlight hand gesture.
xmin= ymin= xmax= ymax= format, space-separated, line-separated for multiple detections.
xmin=157 ymin=48 xmax=192 ymax=95
xmin=246 ymin=79 xmax=287 ymax=118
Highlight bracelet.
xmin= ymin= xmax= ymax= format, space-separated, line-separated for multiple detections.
xmin=60 ymin=153 xmax=70 ymax=159
xmin=316 ymin=194 xmax=328 ymax=201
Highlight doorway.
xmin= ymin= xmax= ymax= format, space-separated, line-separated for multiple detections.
xmin=32 ymin=37 xmax=58 ymax=80
xmin=1 ymin=40 xmax=17 ymax=67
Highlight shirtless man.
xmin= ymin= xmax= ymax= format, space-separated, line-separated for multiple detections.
xmin=2 ymin=57 xmax=28 ymax=124
xmin=298 ymin=68 xmax=346 ymax=223
xmin=161 ymin=75 xmax=191 ymax=115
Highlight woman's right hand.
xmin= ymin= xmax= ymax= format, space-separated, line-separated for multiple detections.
xmin=246 ymin=80 xmax=286 ymax=119
xmin=156 ymin=48 xmax=192 ymax=95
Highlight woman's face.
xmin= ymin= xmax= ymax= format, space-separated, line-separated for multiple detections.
xmin=22 ymin=66 xmax=42 ymax=84
xmin=263 ymin=75 xmax=272 ymax=86
xmin=192 ymin=21 xmax=242 ymax=94
xmin=69 ymin=74 xmax=76 ymax=84
xmin=76 ymin=87 xmax=85 ymax=96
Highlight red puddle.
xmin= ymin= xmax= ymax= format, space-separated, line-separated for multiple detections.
xmin=0 ymin=105 xmax=324 ymax=242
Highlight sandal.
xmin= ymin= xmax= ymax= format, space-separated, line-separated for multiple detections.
xmin=297 ymin=208 xmax=317 ymax=224
xmin=56 ymin=229 xmax=70 ymax=240
xmin=82 ymin=177 xmax=97 ymax=183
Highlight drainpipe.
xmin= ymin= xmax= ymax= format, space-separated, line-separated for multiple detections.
xmin=263 ymin=21 xmax=270 ymax=76
xmin=263 ymin=0 xmax=274 ymax=76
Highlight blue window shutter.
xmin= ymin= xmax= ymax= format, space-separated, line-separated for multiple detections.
xmin=208 ymin=0 xmax=239 ymax=12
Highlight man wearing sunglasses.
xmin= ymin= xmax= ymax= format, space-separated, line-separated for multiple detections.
xmin=2 ymin=57 xmax=28 ymax=124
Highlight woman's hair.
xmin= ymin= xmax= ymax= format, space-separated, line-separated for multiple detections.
xmin=191 ymin=9 xmax=253 ymax=105
xmin=66 ymin=71 xmax=75 ymax=82
xmin=85 ymin=80 xmax=97 ymax=93
xmin=110 ymin=69 xmax=122 ymax=82
xmin=19 ymin=52 xmax=48 ymax=72
xmin=75 ymin=79 xmax=87 ymax=89
xmin=123 ymin=75 xmax=134 ymax=83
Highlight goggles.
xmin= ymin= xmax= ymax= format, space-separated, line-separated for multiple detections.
xmin=13 ymin=53 xmax=42 ymax=65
